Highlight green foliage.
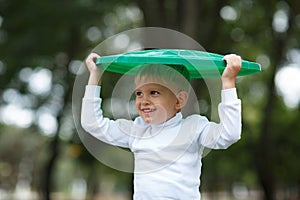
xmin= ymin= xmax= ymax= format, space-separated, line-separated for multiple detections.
xmin=0 ymin=0 xmax=138 ymax=197
xmin=0 ymin=0 xmax=300 ymax=199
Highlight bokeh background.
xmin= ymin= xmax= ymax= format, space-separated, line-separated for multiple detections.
xmin=0 ymin=0 xmax=300 ymax=200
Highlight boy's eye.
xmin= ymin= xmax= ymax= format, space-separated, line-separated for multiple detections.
xmin=150 ymin=91 xmax=160 ymax=95
xmin=136 ymin=91 xmax=143 ymax=97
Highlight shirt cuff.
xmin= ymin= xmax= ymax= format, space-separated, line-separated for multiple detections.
xmin=221 ymin=88 xmax=238 ymax=103
xmin=84 ymin=85 xmax=101 ymax=98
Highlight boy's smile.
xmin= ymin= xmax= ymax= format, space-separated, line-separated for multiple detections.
xmin=135 ymin=83 xmax=180 ymax=124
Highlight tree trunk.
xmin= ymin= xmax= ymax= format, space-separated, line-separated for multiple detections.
xmin=254 ymin=1 xmax=298 ymax=198
xmin=42 ymin=25 xmax=78 ymax=200
xmin=179 ymin=0 xmax=200 ymax=39
xmin=135 ymin=0 xmax=167 ymax=27
xmin=255 ymin=31 xmax=286 ymax=200
xmin=43 ymin=134 xmax=59 ymax=200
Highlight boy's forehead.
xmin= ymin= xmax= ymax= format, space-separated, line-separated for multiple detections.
xmin=135 ymin=76 xmax=178 ymax=93
xmin=135 ymin=82 xmax=167 ymax=90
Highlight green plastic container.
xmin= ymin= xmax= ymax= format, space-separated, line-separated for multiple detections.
xmin=96 ymin=49 xmax=261 ymax=78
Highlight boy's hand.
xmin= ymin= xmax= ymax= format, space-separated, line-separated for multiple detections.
xmin=222 ymin=54 xmax=242 ymax=89
xmin=85 ymin=53 xmax=102 ymax=85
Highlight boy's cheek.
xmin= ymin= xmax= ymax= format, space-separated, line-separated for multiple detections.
xmin=135 ymin=100 xmax=140 ymax=109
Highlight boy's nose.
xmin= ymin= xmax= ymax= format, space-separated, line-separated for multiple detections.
xmin=141 ymin=96 xmax=151 ymax=105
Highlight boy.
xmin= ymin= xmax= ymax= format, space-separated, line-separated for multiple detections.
xmin=81 ymin=52 xmax=242 ymax=199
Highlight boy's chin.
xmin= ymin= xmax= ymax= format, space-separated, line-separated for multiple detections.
xmin=143 ymin=117 xmax=166 ymax=125
xmin=140 ymin=112 xmax=170 ymax=125
xmin=143 ymin=117 xmax=155 ymax=124
xmin=143 ymin=117 xmax=161 ymax=125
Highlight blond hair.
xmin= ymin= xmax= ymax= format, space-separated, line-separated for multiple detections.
xmin=135 ymin=64 xmax=190 ymax=93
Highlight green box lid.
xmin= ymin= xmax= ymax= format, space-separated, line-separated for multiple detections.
xmin=96 ymin=49 xmax=261 ymax=79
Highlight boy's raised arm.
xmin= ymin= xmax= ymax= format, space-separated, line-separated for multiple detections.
xmin=85 ymin=53 xmax=102 ymax=86
xmin=222 ymin=54 xmax=242 ymax=89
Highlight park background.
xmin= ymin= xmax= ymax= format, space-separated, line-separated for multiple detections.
xmin=0 ymin=0 xmax=300 ymax=200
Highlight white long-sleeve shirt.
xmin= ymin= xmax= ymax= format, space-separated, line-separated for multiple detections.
xmin=81 ymin=85 xmax=242 ymax=200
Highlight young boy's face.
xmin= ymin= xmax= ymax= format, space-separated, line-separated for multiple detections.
xmin=135 ymin=83 xmax=180 ymax=124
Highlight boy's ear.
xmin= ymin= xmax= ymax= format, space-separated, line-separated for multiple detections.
xmin=175 ymin=91 xmax=188 ymax=110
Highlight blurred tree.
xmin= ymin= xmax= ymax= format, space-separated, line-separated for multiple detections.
xmin=252 ymin=1 xmax=300 ymax=200
xmin=1 ymin=0 xmax=300 ymax=200
xmin=135 ymin=0 xmax=230 ymax=51
xmin=0 ymin=0 xmax=139 ymax=199
xmin=137 ymin=1 xmax=300 ymax=200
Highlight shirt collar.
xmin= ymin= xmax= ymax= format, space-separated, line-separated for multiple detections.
xmin=151 ymin=112 xmax=183 ymax=128
xmin=135 ymin=112 xmax=183 ymax=127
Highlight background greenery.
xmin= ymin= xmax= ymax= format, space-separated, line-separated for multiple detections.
xmin=0 ymin=0 xmax=300 ymax=200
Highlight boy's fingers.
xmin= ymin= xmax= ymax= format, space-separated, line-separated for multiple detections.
xmin=90 ymin=53 xmax=100 ymax=61
xmin=86 ymin=53 xmax=100 ymax=63
xmin=223 ymin=54 xmax=241 ymax=62
xmin=85 ymin=53 xmax=100 ymax=68
xmin=223 ymin=54 xmax=242 ymax=70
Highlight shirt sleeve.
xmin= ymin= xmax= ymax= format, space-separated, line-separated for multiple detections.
xmin=198 ymin=88 xmax=242 ymax=149
xmin=81 ymin=85 xmax=132 ymax=148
